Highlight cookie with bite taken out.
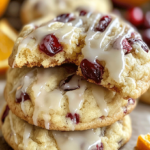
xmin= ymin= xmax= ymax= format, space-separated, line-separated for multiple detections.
xmin=9 ymin=11 xmax=150 ymax=99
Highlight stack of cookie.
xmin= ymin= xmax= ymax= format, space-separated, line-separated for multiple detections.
xmin=1 ymin=10 xmax=150 ymax=150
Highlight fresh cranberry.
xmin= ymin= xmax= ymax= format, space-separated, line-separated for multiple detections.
xmin=128 ymin=98 xmax=135 ymax=105
xmin=39 ymin=34 xmax=63 ymax=56
xmin=144 ymin=11 xmax=150 ymax=28
xmin=16 ymin=92 xmax=30 ymax=103
xmin=95 ymin=16 xmax=112 ymax=32
xmin=126 ymin=7 xmax=144 ymax=27
xmin=60 ymin=74 xmax=80 ymax=91
xmin=142 ymin=29 xmax=150 ymax=46
xmin=127 ymin=38 xmax=149 ymax=53
xmin=80 ymin=59 xmax=104 ymax=84
xmin=1 ymin=105 xmax=10 ymax=123
xmin=56 ymin=13 xmax=75 ymax=23
xmin=122 ymin=39 xmax=132 ymax=54
xmin=66 ymin=113 xmax=80 ymax=124
xmin=79 ymin=10 xmax=87 ymax=16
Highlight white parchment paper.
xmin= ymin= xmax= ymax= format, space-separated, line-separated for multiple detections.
xmin=0 ymin=76 xmax=150 ymax=150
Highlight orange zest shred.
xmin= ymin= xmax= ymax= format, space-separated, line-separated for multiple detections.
xmin=136 ymin=134 xmax=150 ymax=150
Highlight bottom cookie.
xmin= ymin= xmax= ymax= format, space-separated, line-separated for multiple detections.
xmin=139 ymin=88 xmax=150 ymax=105
xmin=0 ymin=105 xmax=132 ymax=150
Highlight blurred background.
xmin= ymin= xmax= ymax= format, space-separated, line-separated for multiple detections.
xmin=0 ymin=0 xmax=150 ymax=149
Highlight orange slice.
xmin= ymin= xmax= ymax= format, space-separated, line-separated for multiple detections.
xmin=0 ymin=19 xmax=17 ymax=73
xmin=0 ymin=0 xmax=10 ymax=17
xmin=136 ymin=134 xmax=150 ymax=150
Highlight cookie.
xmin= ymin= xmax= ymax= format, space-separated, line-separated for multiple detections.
xmin=139 ymin=88 xmax=150 ymax=105
xmin=21 ymin=0 xmax=112 ymax=24
xmin=1 ymin=107 xmax=132 ymax=150
xmin=9 ymin=12 xmax=150 ymax=99
xmin=4 ymin=66 xmax=136 ymax=131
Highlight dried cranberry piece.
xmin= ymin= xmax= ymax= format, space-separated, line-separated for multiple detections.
xmin=94 ymin=144 xmax=103 ymax=150
xmin=100 ymin=116 xmax=105 ymax=119
xmin=123 ymin=107 xmax=127 ymax=114
xmin=79 ymin=10 xmax=87 ymax=16
xmin=60 ymin=74 xmax=80 ymax=91
xmin=66 ymin=113 xmax=80 ymax=124
xmin=80 ymin=59 xmax=104 ymax=84
xmin=127 ymin=38 xmax=149 ymax=53
xmin=122 ymin=39 xmax=132 ymax=54
xmin=1 ymin=105 xmax=10 ymax=123
xmin=16 ymin=92 xmax=30 ymax=103
xmin=95 ymin=16 xmax=112 ymax=32
xmin=56 ymin=13 xmax=75 ymax=23
xmin=39 ymin=34 xmax=63 ymax=56
xmin=123 ymin=98 xmax=135 ymax=114
xmin=128 ymin=98 xmax=135 ymax=105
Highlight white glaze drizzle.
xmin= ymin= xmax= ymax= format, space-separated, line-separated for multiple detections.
xmin=23 ymin=123 xmax=32 ymax=149
xmin=15 ymin=70 xmax=35 ymax=116
xmin=32 ymin=68 xmax=63 ymax=129
xmin=82 ymin=15 xmax=126 ymax=82
xmin=9 ymin=112 xmax=18 ymax=144
xmin=92 ymin=84 xmax=108 ymax=116
xmin=52 ymin=129 xmax=101 ymax=150
xmin=19 ymin=22 xmax=78 ymax=53
xmin=65 ymin=75 xmax=87 ymax=113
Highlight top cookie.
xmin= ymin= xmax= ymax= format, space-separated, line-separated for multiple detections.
xmin=21 ymin=0 xmax=112 ymax=24
xmin=9 ymin=12 xmax=150 ymax=99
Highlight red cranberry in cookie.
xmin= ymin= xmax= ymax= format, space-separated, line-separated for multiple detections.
xmin=39 ymin=34 xmax=63 ymax=56
xmin=80 ymin=59 xmax=104 ymax=84
xmin=127 ymin=38 xmax=149 ymax=53
xmin=66 ymin=113 xmax=80 ymax=124
xmin=95 ymin=15 xmax=112 ymax=32
xmin=122 ymin=39 xmax=132 ymax=54
xmin=128 ymin=98 xmax=135 ymax=105
xmin=60 ymin=74 xmax=80 ymax=91
xmin=56 ymin=13 xmax=75 ymax=23
xmin=79 ymin=10 xmax=88 ymax=16
xmin=1 ymin=105 xmax=10 ymax=123
xmin=16 ymin=92 xmax=30 ymax=103
xmin=95 ymin=144 xmax=104 ymax=150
